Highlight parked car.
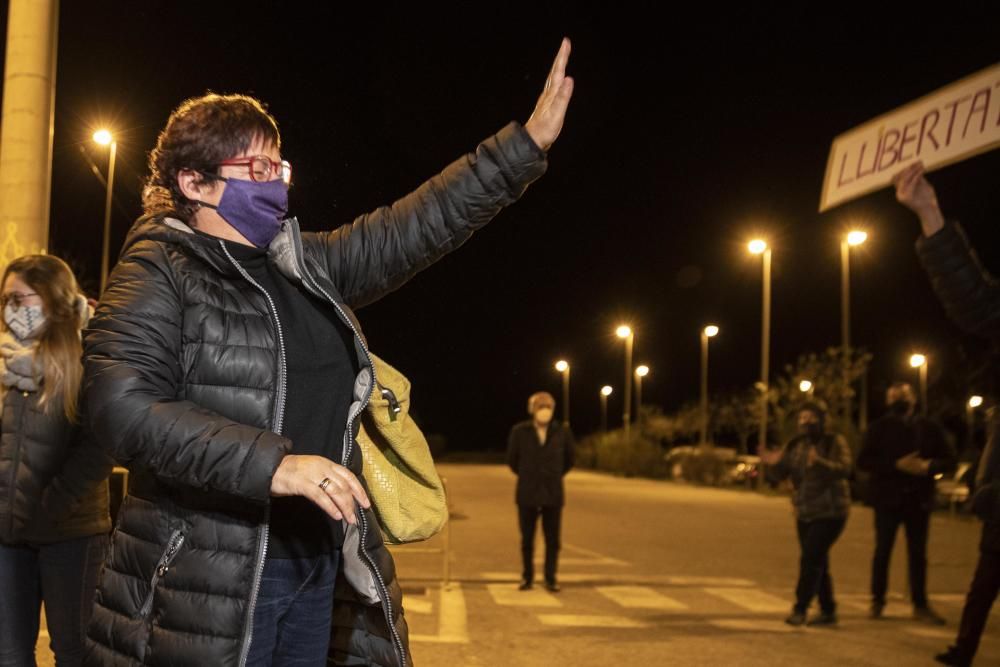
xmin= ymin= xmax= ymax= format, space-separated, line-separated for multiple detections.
xmin=934 ymin=461 xmax=972 ymax=512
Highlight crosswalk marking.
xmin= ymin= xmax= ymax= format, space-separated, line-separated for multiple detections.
xmin=486 ymin=583 xmax=563 ymax=607
xmin=538 ymin=614 xmax=649 ymax=628
xmin=406 ymin=598 xmax=433 ymax=614
xmin=708 ymin=619 xmax=799 ymax=633
xmin=665 ymin=576 xmax=755 ymax=587
xmin=596 ymin=586 xmax=689 ymax=610
xmin=410 ymin=584 xmax=470 ymax=644
xmin=703 ymin=587 xmax=789 ymax=612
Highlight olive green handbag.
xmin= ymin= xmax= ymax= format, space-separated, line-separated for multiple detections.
xmin=357 ymin=354 xmax=448 ymax=544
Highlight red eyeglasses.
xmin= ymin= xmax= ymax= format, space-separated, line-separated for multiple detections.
xmin=217 ymin=155 xmax=292 ymax=184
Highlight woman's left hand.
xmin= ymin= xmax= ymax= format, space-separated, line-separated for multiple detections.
xmin=524 ymin=38 xmax=575 ymax=152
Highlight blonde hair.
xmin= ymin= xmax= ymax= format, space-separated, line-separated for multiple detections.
xmin=2 ymin=255 xmax=85 ymax=421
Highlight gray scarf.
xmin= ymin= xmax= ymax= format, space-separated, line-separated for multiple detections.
xmin=1 ymin=331 xmax=42 ymax=393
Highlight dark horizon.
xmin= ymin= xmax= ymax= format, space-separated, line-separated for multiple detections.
xmin=3 ymin=4 xmax=999 ymax=450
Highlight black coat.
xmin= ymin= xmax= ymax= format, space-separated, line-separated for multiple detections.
xmin=916 ymin=221 xmax=1000 ymax=552
xmin=83 ymin=122 xmax=546 ymax=667
xmin=506 ymin=421 xmax=575 ymax=507
xmin=0 ymin=388 xmax=112 ymax=545
xmin=857 ymin=412 xmax=956 ymax=512
xmin=767 ymin=433 xmax=853 ymax=521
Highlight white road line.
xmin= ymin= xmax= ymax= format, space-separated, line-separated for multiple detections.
xmin=665 ymin=576 xmax=756 ymax=587
xmin=535 ymin=556 xmax=629 ymax=567
xmin=704 ymin=587 xmax=790 ymax=612
xmin=406 ymin=598 xmax=433 ymax=615
xmin=486 ymin=583 xmax=563 ymax=607
xmin=708 ymin=619 xmax=800 ymax=633
xmin=561 ymin=543 xmax=631 ymax=566
xmin=538 ymin=614 xmax=649 ymax=628
xmin=596 ymin=586 xmax=689 ymax=610
xmin=410 ymin=583 xmax=469 ymax=644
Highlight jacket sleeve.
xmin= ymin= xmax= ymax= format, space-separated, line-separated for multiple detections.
xmin=813 ymin=435 xmax=853 ymax=479
xmin=83 ymin=241 xmax=291 ymax=503
xmin=766 ymin=443 xmax=794 ymax=483
xmin=40 ymin=415 xmax=114 ymax=521
xmin=916 ymin=222 xmax=1000 ymax=339
xmin=506 ymin=427 xmax=520 ymax=475
xmin=305 ymin=122 xmax=547 ymax=309
xmin=924 ymin=420 xmax=958 ymax=478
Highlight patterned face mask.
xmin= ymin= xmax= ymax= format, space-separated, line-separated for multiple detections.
xmin=4 ymin=303 xmax=46 ymax=341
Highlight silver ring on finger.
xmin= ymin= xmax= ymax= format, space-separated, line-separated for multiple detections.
xmin=318 ymin=477 xmax=332 ymax=492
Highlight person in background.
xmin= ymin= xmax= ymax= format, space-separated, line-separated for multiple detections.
xmin=759 ymin=400 xmax=852 ymax=627
xmin=507 ymin=391 xmax=575 ymax=592
xmin=857 ymin=381 xmax=955 ymax=624
xmin=893 ymin=161 xmax=1000 ymax=667
xmin=0 ymin=255 xmax=112 ymax=666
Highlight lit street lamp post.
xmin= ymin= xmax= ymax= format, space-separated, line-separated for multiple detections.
xmin=635 ymin=365 xmax=649 ymax=425
xmin=700 ymin=325 xmax=719 ymax=446
xmin=842 ymin=230 xmax=867 ymax=425
xmin=799 ymin=379 xmax=815 ymax=397
xmin=600 ymin=385 xmax=613 ymax=433
xmin=967 ymin=395 xmax=983 ymax=452
xmin=555 ymin=360 xmax=571 ymax=427
xmin=94 ymin=129 xmax=117 ymax=294
xmin=616 ymin=325 xmax=634 ymax=442
xmin=749 ymin=240 xmax=771 ymax=452
xmin=910 ymin=353 xmax=928 ymax=417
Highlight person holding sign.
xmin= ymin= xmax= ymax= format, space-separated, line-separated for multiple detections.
xmin=895 ymin=161 xmax=1000 ymax=667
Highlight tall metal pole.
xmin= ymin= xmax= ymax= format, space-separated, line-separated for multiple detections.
xmin=700 ymin=331 xmax=709 ymax=446
xmin=562 ymin=366 xmax=571 ymax=428
xmin=758 ymin=248 xmax=771 ymax=452
xmin=623 ymin=332 xmax=633 ymax=443
xmin=920 ymin=362 xmax=928 ymax=417
xmin=635 ymin=371 xmax=642 ymax=425
xmin=841 ymin=240 xmax=852 ymax=424
xmin=600 ymin=393 xmax=608 ymax=434
xmin=100 ymin=141 xmax=117 ymax=294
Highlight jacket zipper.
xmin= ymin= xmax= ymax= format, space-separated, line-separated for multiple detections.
xmin=298 ymin=270 xmax=408 ymax=667
xmin=137 ymin=529 xmax=186 ymax=618
xmin=220 ymin=243 xmax=289 ymax=667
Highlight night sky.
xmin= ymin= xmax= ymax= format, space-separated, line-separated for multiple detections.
xmin=3 ymin=4 xmax=999 ymax=451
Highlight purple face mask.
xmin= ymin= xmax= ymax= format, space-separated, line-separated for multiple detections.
xmin=198 ymin=177 xmax=288 ymax=247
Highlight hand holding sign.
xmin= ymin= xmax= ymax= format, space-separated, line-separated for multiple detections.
xmin=893 ymin=161 xmax=945 ymax=237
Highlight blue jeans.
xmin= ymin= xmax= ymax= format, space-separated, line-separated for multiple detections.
xmin=0 ymin=534 xmax=108 ymax=667
xmin=246 ymin=551 xmax=340 ymax=667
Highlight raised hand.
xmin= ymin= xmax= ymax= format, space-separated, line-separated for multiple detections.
xmin=524 ymin=38 xmax=575 ymax=152
xmin=271 ymin=454 xmax=371 ymax=524
xmin=892 ymin=161 xmax=945 ymax=236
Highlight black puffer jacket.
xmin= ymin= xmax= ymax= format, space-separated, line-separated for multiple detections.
xmin=83 ymin=122 xmax=546 ymax=666
xmin=917 ymin=222 xmax=1000 ymax=552
xmin=0 ymin=388 xmax=112 ymax=545
xmin=768 ymin=433 xmax=853 ymax=521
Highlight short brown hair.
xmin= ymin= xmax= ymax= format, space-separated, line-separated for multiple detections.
xmin=143 ymin=93 xmax=281 ymax=222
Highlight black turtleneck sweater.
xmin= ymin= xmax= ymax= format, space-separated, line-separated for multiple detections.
xmin=222 ymin=238 xmax=358 ymax=558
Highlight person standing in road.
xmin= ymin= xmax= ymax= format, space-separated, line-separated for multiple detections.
xmin=857 ymin=381 xmax=956 ymax=624
xmin=507 ymin=391 xmax=575 ymax=592
xmin=759 ymin=400 xmax=852 ymax=627
xmin=893 ymin=161 xmax=1000 ymax=667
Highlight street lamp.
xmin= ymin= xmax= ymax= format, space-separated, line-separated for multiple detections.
xmin=748 ymin=239 xmax=771 ymax=452
xmin=600 ymin=385 xmax=613 ymax=433
xmin=799 ymin=379 xmax=814 ymax=395
xmin=635 ymin=365 xmax=649 ymax=423
xmin=842 ymin=229 xmax=868 ymax=426
xmin=94 ymin=129 xmax=117 ymax=294
xmin=616 ymin=325 xmax=635 ymax=442
xmin=967 ymin=395 xmax=984 ymax=451
xmin=554 ymin=360 xmax=571 ymax=427
xmin=910 ymin=353 xmax=928 ymax=416
xmin=700 ymin=325 xmax=719 ymax=446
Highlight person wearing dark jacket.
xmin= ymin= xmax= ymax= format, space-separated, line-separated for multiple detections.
xmin=0 ymin=255 xmax=113 ymax=666
xmin=857 ymin=381 xmax=956 ymax=624
xmin=82 ymin=40 xmax=573 ymax=667
xmin=759 ymin=401 xmax=852 ymax=627
xmin=893 ymin=161 xmax=1000 ymax=667
xmin=507 ymin=391 xmax=575 ymax=592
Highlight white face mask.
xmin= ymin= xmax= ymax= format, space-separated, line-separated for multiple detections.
xmin=534 ymin=408 xmax=554 ymax=425
xmin=4 ymin=303 xmax=46 ymax=341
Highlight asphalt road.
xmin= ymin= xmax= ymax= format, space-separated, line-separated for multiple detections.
xmin=34 ymin=464 xmax=999 ymax=666
xmin=392 ymin=464 xmax=999 ymax=667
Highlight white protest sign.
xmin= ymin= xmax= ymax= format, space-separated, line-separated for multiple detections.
xmin=820 ymin=62 xmax=1000 ymax=212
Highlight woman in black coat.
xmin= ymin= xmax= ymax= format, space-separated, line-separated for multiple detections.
xmin=0 ymin=255 xmax=112 ymax=666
